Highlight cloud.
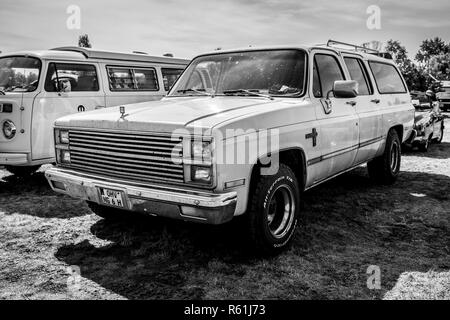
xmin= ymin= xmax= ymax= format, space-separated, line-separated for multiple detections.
xmin=0 ymin=0 xmax=449 ymax=58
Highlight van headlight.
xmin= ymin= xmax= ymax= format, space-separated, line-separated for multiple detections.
xmin=2 ymin=120 xmax=16 ymax=139
xmin=192 ymin=140 xmax=212 ymax=160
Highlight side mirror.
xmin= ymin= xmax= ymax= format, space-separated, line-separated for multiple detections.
xmin=331 ymin=80 xmax=359 ymax=99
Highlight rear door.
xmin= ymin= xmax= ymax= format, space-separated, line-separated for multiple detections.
xmin=342 ymin=54 xmax=383 ymax=164
xmin=309 ymin=50 xmax=359 ymax=182
xmin=31 ymin=61 xmax=105 ymax=161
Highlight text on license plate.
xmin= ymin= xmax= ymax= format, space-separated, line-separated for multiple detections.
xmin=99 ymin=188 xmax=125 ymax=208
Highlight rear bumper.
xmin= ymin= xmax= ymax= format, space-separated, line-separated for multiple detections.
xmin=0 ymin=153 xmax=28 ymax=165
xmin=45 ymin=167 xmax=237 ymax=225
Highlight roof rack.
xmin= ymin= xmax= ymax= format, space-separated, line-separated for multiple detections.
xmin=325 ymin=40 xmax=392 ymax=59
xmin=50 ymin=46 xmax=189 ymax=65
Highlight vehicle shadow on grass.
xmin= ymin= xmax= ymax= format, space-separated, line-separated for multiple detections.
xmin=403 ymin=142 xmax=450 ymax=160
xmin=55 ymin=168 xmax=450 ymax=299
xmin=0 ymin=171 xmax=90 ymax=218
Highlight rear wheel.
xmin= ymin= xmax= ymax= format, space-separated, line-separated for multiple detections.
xmin=419 ymin=135 xmax=431 ymax=152
xmin=367 ymin=129 xmax=401 ymax=185
xmin=434 ymin=124 xmax=444 ymax=144
xmin=5 ymin=165 xmax=40 ymax=177
xmin=247 ymin=164 xmax=300 ymax=254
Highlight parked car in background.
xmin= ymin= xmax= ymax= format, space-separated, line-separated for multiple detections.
xmin=437 ymin=80 xmax=450 ymax=112
xmin=0 ymin=47 xmax=188 ymax=176
xmin=46 ymin=40 xmax=414 ymax=253
xmin=405 ymin=85 xmax=445 ymax=151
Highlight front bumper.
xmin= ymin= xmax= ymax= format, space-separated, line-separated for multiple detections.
xmin=0 ymin=153 xmax=28 ymax=165
xmin=45 ymin=167 xmax=237 ymax=225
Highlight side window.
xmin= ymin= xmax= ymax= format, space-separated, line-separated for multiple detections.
xmin=344 ymin=57 xmax=372 ymax=95
xmin=107 ymin=66 xmax=159 ymax=91
xmin=313 ymin=54 xmax=344 ymax=98
xmin=45 ymin=63 xmax=99 ymax=92
xmin=133 ymin=68 xmax=158 ymax=91
xmin=162 ymin=68 xmax=184 ymax=91
xmin=368 ymin=62 xmax=407 ymax=94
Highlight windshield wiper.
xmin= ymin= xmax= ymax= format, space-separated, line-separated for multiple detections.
xmin=177 ymin=88 xmax=213 ymax=96
xmin=0 ymin=90 xmax=5 ymax=95
xmin=222 ymin=89 xmax=274 ymax=100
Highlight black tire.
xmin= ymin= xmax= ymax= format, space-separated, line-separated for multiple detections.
xmin=5 ymin=165 xmax=40 ymax=177
xmin=87 ymin=201 xmax=128 ymax=220
xmin=434 ymin=124 xmax=444 ymax=144
xmin=247 ymin=164 xmax=300 ymax=254
xmin=367 ymin=129 xmax=401 ymax=185
xmin=419 ymin=135 xmax=431 ymax=152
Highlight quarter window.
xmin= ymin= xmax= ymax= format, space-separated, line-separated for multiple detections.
xmin=107 ymin=66 xmax=159 ymax=91
xmin=45 ymin=63 xmax=99 ymax=92
xmin=368 ymin=62 xmax=406 ymax=94
xmin=344 ymin=58 xmax=372 ymax=95
xmin=313 ymin=54 xmax=345 ymax=98
xmin=161 ymin=68 xmax=184 ymax=91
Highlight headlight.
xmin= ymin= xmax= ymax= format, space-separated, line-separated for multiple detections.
xmin=2 ymin=120 xmax=16 ymax=139
xmin=192 ymin=140 xmax=212 ymax=160
xmin=191 ymin=166 xmax=212 ymax=183
xmin=57 ymin=149 xmax=71 ymax=164
xmin=56 ymin=129 xmax=69 ymax=144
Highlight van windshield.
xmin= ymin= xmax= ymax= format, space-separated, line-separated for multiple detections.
xmin=0 ymin=56 xmax=41 ymax=93
xmin=169 ymin=49 xmax=306 ymax=98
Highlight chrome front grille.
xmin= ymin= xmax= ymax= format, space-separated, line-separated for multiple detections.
xmin=68 ymin=130 xmax=184 ymax=183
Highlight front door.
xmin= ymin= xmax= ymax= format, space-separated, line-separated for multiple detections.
xmin=31 ymin=61 xmax=105 ymax=161
xmin=309 ymin=51 xmax=359 ymax=183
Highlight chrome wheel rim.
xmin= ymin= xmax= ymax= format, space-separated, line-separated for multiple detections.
xmin=390 ymin=141 xmax=400 ymax=173
xmin=266 ymin=185 xmax=295 ymax=239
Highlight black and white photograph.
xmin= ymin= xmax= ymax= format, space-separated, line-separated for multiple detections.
xmin=0 ymin=0 xmax=449 ymax=307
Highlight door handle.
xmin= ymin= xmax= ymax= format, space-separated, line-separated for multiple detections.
xmin=371 ymin=99 xmax=381 ymax=104
xmin=95 ymin=105 xmax=106 ymax=110
xmin=346 ymin=101 xmax=357 ymax=107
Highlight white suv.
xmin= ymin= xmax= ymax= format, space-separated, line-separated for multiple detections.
xmin=46 ymin=41 xmax=415 ymax=253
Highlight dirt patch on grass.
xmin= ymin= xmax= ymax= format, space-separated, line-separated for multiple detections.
xmin=1 ymin=127 xmax=449 ymax=300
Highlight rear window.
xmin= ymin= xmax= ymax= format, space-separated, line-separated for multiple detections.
xmin=369 ymin=62 xmax=406 ymax=94
xmin=107 ymin=66 xmax=159 ymax=91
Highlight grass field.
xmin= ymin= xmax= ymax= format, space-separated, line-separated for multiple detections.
xmin=0 ymin=126 xmax=449 ymax=300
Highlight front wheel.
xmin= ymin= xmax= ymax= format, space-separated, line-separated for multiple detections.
xmin=367 ymin=129 xmax=401 ymax=185
xmin=5 ymin=165 xmax=40 ymax=177
xmin=247 ymin=164 xmax=300 ymax=254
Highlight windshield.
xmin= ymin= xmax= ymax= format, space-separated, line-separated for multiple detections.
xmin=0 ymin=56 xmax=41 ymax=93
xmin=169 ymin=49 xmax=306 ymax=97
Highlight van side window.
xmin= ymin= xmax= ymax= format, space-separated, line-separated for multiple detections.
xmin=45 ymin=63 xmax=99 ymax=92
xmin=162 ymin=68 xmax=184 ymax=91
xmin=313 ymin=54 xmax=344 ymax=98
xmin=344 ymin=58 xmax=372 ymax=95
xmin=368 ymin=62 xmax=407 ymax=94
xmin=107 ymin=66 xmax=159 ymax=91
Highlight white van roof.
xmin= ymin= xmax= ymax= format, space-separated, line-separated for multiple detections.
xmin=0 ymin=47 xmax=189 ymax=66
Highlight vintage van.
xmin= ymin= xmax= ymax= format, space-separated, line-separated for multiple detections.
xmin=0 ymin=47 xmax=188 ymax=176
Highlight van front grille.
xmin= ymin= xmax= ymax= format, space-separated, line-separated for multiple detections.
xmin=67 ymin=129 xmax=184 ymax=183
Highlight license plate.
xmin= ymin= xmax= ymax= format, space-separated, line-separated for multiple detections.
xmin=99 ymin=188 xmax=125 ymax=208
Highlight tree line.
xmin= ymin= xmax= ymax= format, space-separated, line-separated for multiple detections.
xmin=385 ymin=37 xmax=450 ymax=92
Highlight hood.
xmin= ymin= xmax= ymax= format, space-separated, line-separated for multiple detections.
xmin=55 ymin=96 xmax=279 ymax=133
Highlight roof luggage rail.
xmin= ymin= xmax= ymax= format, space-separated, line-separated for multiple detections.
xmin=325 ymin=40 xmax=392 ymax=59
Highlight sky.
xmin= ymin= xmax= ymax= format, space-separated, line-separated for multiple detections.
xmin=1 ymin=0 xmax=450 ymax=60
